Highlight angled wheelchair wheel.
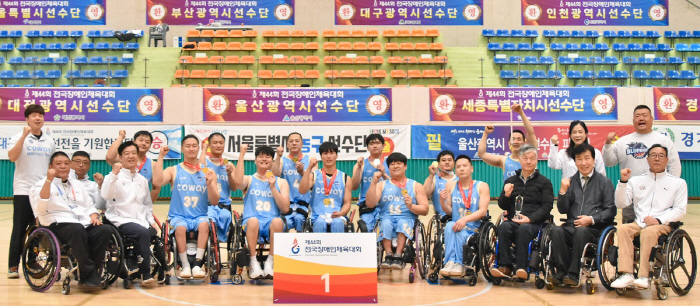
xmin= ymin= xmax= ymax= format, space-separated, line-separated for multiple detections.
xmin=102 ymin=225 xmax=124 ymax=286
xmin=413 ymin=221 xmax=427 ymax=280
xmin=537 ymin=223 xmax=554 ymax=287
xmin=426 ymin=215 xmax=440 ymax=272
xmin=357 ymin=219 xmax=368 ymax=233
xmin=665 ymin=229 xmax=697 ymax=296
xmin=22 ymin=228 xmax=62 ymax=292
xmin=597 ymin=226 xmax=618 ymax=291
xmin=479 ymin=222 xmax=497 ymax=282
xmin=302 ymin=218 xmax=312 ymax=233
xmin=209 ymin=220 xmax=221 ymax=283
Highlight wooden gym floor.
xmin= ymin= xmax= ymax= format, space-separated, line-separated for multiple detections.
xmin=0 ymin=201 xmax=697 ymax=306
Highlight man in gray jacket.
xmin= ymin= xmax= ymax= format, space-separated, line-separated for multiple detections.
xmin=549 ymin=144 xmax=616 ymax=286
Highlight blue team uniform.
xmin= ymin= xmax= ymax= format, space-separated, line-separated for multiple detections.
xmin=503 ymin=154 xmax=521 ymax=183
xmin=280 ymin=155 xmax=311 ymax=232
xmin=309 ymin=169 xmax=346 ymax=233
xmin=432 ymin=175 xmax=457 ymax=218
xmin=139 ymin=158 xmax=153 ymax=185
xmin=205 ymin=158 xmax=233 ymax=242
xmin=443 ymin=181 xmax=483 ymax=265
xmin=168 ymin=164 xmax=211 ymax=232
xmin=378 ymin=179 xmax=417 ymax=241
xmin=242 ymin=175 xmax=282 ymax=242
xmin=358 ymin=158 xmax=388 ymax=232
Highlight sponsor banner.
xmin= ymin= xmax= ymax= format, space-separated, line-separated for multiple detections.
xmin=335 ymin=0 xmax=483 ymax=26
xmin=653 ymin=87 xmax=699 ymax=121
xmin=0 ymin=125 xmax=182 ymax=160
xmin=412 ymin=125 xmax=635 ymax=160
xmin=430 ymin=87 xmax=617 ymax=122
xmin=185 ymin=124 xmax=410 ymax=160
xmin=0 ymin=0 xmax=105 ymax=25
xmin=147 ymin=0 xmax=294 ymax=25
xmin=522 ymin=0 xmax=668 ymax=26
xmin=203 ymin=88 xmax=391 ymax=122
xmin=273 ymin=233 xmax=377 ymax=303
xmin=0 ymin=88 xmax=163 ymax=122
xmin=654 ymin=125 xmax=700 ymax=159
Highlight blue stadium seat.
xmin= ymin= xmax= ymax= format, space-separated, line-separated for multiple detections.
xmin=8 ymin=57 xmax=23 ymax=65
xmin=23 ymin=57 xmax=38 ymax=64
xmin=500 ymin=70 xmax=516 ymax=79
xmin=638 ymin=58 xmax=653 ymax=65
xmin=647 ymin=31 xmax=661 ymax=38
xmin=39 ymin=84 xmax=53 ymax=87
xmin=46 ymin=70 xmax=62 ymax=79
xmin=691 ymin=44 xmax=700 ymax=51
xmin=597 ymin=70 xmax=614 ymax=79
xmin=589 ymin=56 xmax=603 ymax=64
xmin=567 ymin=70 xmax=583 ymax=79
xmin=617 ymin=31 xmax=631 ymax=38
xmin=623 ymin=56 xmax=638 ymax=64
xmin=33 ymin=70 xmax=46 ymax=78
xmin=681 ymin=70 xmax=698 ymax=80
xmin=0 ymin=57 xmax=4 ymax=64
xmin=58 ymin=84 xmax=71 ymax=87
xmin=565 ymin=43 xmax=580 ymax=51
xmin=76 ymin=84 xmax=89 ymax=87
xmin=551 ymin=43 xmax=565 ymax=51
xmin=47 ymin=43 xmax=62 ymax=51
xmin=81 ymin=70 xmax=97 ymax=78
xmin=482 ymin=29 xmax=496 ymax=37
xmin=62 ymin=42 xmax=77 ymax=51
xmin=525 ymin=30 xmax=539 ymax=38
xmin=80 ymin=42 xmax=95 ymax=51
xmin=113 ymin=70 xmax=128 ymax=78
xmin=612 ymin=43 xmax=628 ymax=51
xmin=0 ymin=70 xmax=14 ymax=79
xmin=494 ymin=57 xmax=508 ymax=64
xmin=649 ymin=70 xmax=665 ymax=79
xmin=582 ymin=70 xmax=595 ymax=79
xmin=632 ymin=31 xmax=646 ymax=38
xmin=511 ymin=30 xmax=525 ymax=37
xmin=572 ymin=30 xmax=585 ymax=38
xmin=14 ymin=70 xmax=31 ymax=79
xmin=667 ymin=70 xmax=682 ymax=79
xmin=25 ymin=30 xmax=40 ymax=38
xmin=109 ymin=84 xmax=123 ymax=87
xmin=97 ymin=70 xmax=112 ymax=78
xmin=119 ymin=57 xmax=134 ymax=64
xmin=543 ymin=30 xmax=557 ymax=38
xmin=87 ymin=30 xmax=101 ymax=38
xmin=532 ymin=70 xmax=546 ymax=78
xmin=8 ymin=30 xmax=22 ymax=38
xmin=574 ymin=57 xmax=590 ymax=65
xmin=654 ymin=57 xmax=667 ymax=64
xmin=614 ymin=71 xmax=630 ymax=79
xmin=93 ymin=84 xmax=105 ymax=87
xmin=657 ymin=44 xmax=672 ymax=52
xmin=539 ymin=56 xmax=554 ymax=65
xmin=73 ymin=56 xmax=88 ymax=64
xmin=38 ymin=57 xmax=53 ymax=65
xmin=101 ymin=30 xmax=115 ymax=37
xmin=517 ymin=70 xmax=531 ymax=79
xmin=502 ymin=43 xmax=517 ymax=51
xmin=496 ymin=29 xmax=510 ymax=37
xmin=628 ymin=43 xmax=642 ymax=51
xmin=604 ymin=56 xmax=620 ymax=65
xmin=65 ymin=70 xmax=80 ymax=78
xmin=532 ymin=43 xmax=546 ymax=51
xmin=69 ymin=31 xmax=83 ymax=38
xmin=523 ymin=56 xmax=539 ymax=64
xmin=603 ymin=31 xmax=618 ymax=38
xmin=595 ymin=43 xmax=610 ymax=51
xmin=634 ymin=70 xmax=650 ymax=79
xmin=55 ymin=30 xmax=69 ymax=38
xmin=110 ymin=42 xmax=124 ymax=50
xmin=509 ymin=56 xmax=523 ymax=64
xmin=23 ymin=84 xmax=34 ymax=87
xmin=557 ymin=30 xmax=571 ymax=38
xmin=586 ymin=31 xmax=600 ymax=38
xmin=676 ymin=44 xmax=690 ymax=52
xmin=558 ymin=56 xmax=573 ymax=65
xmin=643 ymin=44 xmax=657 ymax=51
xmin=0 ymin=31 xmax=7 ymax=38
xmin=547 ymin=70 xmax=563 ymax=79
xmin=125 ymin=42 xmax=139 ymax=50
xmin=517 ymin=43 xmax=532 ymax=51
xmin=17 ymin=43 xmax=32 ymax=52
xmin=95 ymin=42 xmax=110 ymax=50
xmin=55 ymin=57 xmax=69 ymax=64
xmin=581 ymin=43 xmax=595 ymax=51
xmin=665 ymin=31 xmax=679 ymax=38
xmin=32 ymin=43 xmax=47 ymax=51
xmin=40 ymin=31 xmax=54 ymax=38
xmin=0 ymin=43 xmax=14 ymax=52
xmin=679 ymin=31 xmax=693 ymax=38
xmin=487 ymin=42 xmax=502 ymax=51
xmin=89 ymin=56 xmax=104 ymax=64
xmin=669 ymin=57 xmax=685 ymax=64
xmin=105 ymin=56 xmax=119 ymax=64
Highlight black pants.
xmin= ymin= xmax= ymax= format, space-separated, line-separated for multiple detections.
xmin=497 ymin=221 xmax=540 ymax=269
xmin=550 ymin=225 xmax=601 ymax=274
xmin=48 ymin=223 xmax=112 ymax=279
xmin=118 ymin=223 xmax=153 ymax=278
xmin=8 ymin=195 xmax=35 ymax=268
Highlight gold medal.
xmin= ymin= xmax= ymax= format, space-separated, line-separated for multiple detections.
xmin=265 ymin=170 xmax=273 ymax=178
xmin=401 ymin=189 xmax=408 ymax=196
xmin=221 ymin=159 xmax=228 ymax=165
xmin=324 ymin=198 xmax=331 ymax=206
xmin=466 ymin=211 xmax=472 ymax=216
xmin=202 ymin=167 xmax=210 ymax=174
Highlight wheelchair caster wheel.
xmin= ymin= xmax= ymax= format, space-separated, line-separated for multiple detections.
xmin=62 ymin=278 xmax=70 ymax=295
xmin=409 ymin=272 xmax=415 ymax=283
xmin=102 ymin=280 xmax=109 ymax=290
xmin=615 ymin=288 xmax=627 ymax=296
xmin=232 ymin=275 xmax=243 ymax=285
xmin=656 ymin=287 xmax=668 ymax=300
xmin=546 ymin=283 xmax=554 ymax=290
xmin=493 ymin=278 xmax=502 ymax=286
xmin=428 ymin=273 xmax=438 ymax=283
xmin=586 ymin=280 xmax=595 ymax=294
xmin=164 ymin=275 xmax=171 ymax=285
xmin=123 ymin=279 xmax=131 ymax=289
xmin=535 ymin=278 xmax=545 ymax=289
xmin=468 ymin=276 xmax=477 ymax=286
xmin=210 ymin=272 xmax=219 ymax=283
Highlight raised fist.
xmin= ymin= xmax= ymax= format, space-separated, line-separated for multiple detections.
xmin=606 ymin=132 xmax=617 ymax=144
xmin=356 ymin=156 xmax=364 ymax=168
xmin=225 ymin=163 xmax=234 ymax=174
xmin=23 ymin=126 xmax=31 ymax=136
xmin=205 ymin=170 xmax=216 ymax=186
xmin=551 ymin=135 xmax=559 ymax=146
xmin=240 ymin=143 xmax=249 ymax=153
xmin=484 ymin=125 xmax=495 ymax=135
xmin=159 ymin=145 xmax=169 ymax=157
xmin=439 ymin=188 xmax=449 ymax=203
xmin=47 ymin=168 xmax=56 ymax=181
xmin=276 ymin=146 xmax=284 ymax=156
xmin=503 ymin=183 xmax=514 ymax=197
xmin=308 ymin=157 xmax=318 ymax=170
xmin=93 ymin=173 xmax=104 ymax=185
xmin=511 ymin=103 xmax=523 ymax=113
xmin=112 ymin=162 xmax=122 ymax=175
xmin=560 ymin=178 xmax=571 ymax=192
xmin=118 ymin=130 xmax=126 ymax=138
xmin=373 ymin=171 xmax=382 ymax=181
xmin=295 ymin=161 xmax=304 ymax=173
xmin=620 ymin=168 xmax=632 ymax=182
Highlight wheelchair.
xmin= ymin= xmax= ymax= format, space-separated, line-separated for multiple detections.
xmin=355 ymin=203 xmax=377 ymax=233
xmin=425 ymin=214 xmax=451 ymax=279
xmin=427 ymin=215 xmax=495 ymax=286
xmin=116 ymin=216 xmax=169 ymax=289
xmin=228 ymin=211 xmax=288 ymax=284
xmin=22 ymin=223 xmax=124 ymax=294
xmin=301 ymin=210 xmax=356 ymax=233
xmin=540 ymin=219 xmax=600 ymax=294
xmin=597 ymin=222 xmax=697 ymax=300
xmin=161 ymin=218 xmax=221 ymax=283
xmin=481 ymin=213 xmax=553 ymax=288
xmin=375 ymin=217 xmax=428 ymax=283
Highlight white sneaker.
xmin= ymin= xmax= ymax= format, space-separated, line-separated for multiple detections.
xmin=249 ymin=261 xmax=264 ymax=279
xmin=192 ymin=266 xmax=206 ymax=278
xmin=633 ymin=277 xmax=649 ymax=289
xmin=440 ymin=261 xmax=455 ymax=277
xmin=450 ymin=263 xmax=465 ymax=277
xmin=263 ymin=260 xmax=274 ymax=278
xmin=610 ymin=273 xmax=635 ymax=288
xmin=179 ymin=266 xmax=192 ymax=278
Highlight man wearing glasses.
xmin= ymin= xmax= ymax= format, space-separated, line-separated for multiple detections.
xmin=70 ymin=151 xmax=106 ymax=211
xmin=611 ymin=144 xmax=687 ymax=289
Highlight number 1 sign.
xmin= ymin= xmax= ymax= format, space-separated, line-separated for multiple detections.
xmin=273 ymin=233 xmax=378 ymax=303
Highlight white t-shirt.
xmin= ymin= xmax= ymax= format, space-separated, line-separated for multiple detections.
xmin=603 ymin=131 xmax=681 ymax=177
xmin=9 ymin=131 xmax=56 ymax=195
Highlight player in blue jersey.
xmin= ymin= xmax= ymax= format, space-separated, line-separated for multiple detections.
xmin=107 ymin=130 xmax=161 ymax=202
xmin=366 ymin=152 xmax=429 ymax=270
xmin=424 ymin=150 xmax=458 ymax=221
xmin=438 ymin=155 xmax=490 ymax=277
xmin=272 ymin=132 xmax=316 ymax=232
xmin=199 ymin=133 xmax=236 ymax=242
xmin=153 ymin=135 xmax=219 ymax=278
xmin=233 ymin=144 xmax=290 ymax=279
xmin=352 ymin=134 xmax=390 ymax=233
xmin=477 ymin=104 xmax=539 ymax=183
xmin=298 ymin=142 xmax=352 ymax=233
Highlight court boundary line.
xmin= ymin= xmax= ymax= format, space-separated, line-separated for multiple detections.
xmin=135 ymin=284 xmax=214 ymax=306
xmin=413 ymin=282 xmax=492 ymax=306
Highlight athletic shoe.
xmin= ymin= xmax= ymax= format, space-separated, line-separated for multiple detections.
xmin=514 ymin=268 xmax=529 ymax=280
xmin=7 ymin=267 xmax=19 ymax=279
xmin=380 ymin=256 xmax=392 ymax=269
xmin=83 ymin=271 xmax=101 ymax=287
xmin=180 ymin=266 xmax=192 ymax=278
xmin=192 ymin=266 xmax=205 ymax=278
xmin=440 ymin=261 xmax=456 ymax=277
xmin=263 ymin=260 xmax=274 ymax=278
xmin=490 ymin=266 xmax=512 ymax=278
xmin=610 ymin=273 xmax=635 ymax=288
xmin=249 ymin=261 xmax=264 ymax=279
xmin=633 ymin=277 xmax=649 ymax=289
xmin=562 ymin=273 xmax=579 ymax=286
xmin=548 ymin=271 xmax=565 ymax=285
xmin=142 ymin=275 xmax=155 ymax=284
xmin=391 ymin=256 xmax=404 ymax=270
xmin=449 ymin=263 xmax=465 ymax=277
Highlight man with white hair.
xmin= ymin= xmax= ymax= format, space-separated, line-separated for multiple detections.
xmin=490 ymin=144 xmax=554 ymax=280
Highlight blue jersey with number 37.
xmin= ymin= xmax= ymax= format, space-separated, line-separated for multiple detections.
xmin=168 ymin=164 xmax=209 ymax=220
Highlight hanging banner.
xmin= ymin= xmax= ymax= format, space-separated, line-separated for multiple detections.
xmin=185 ymin=124 xmax=410 ymax=160
xmin=411 ymin=125 xmax=635 ymax=160
xmin=653 ymin=87 xmax=699 ymax=121
xmin=522 ymin=0 xmax=669 ymax=26
xmin=0 ymin=88 xmax=164 ymax=122
xmin=0 ymin=0 xmax=106 ymax=25
xmin=653 ymin=125 xmax=700 ymax=159
xmin=147 ymin=0 xmax=295 ymax=25
xmin=203 ymin=88 xmax=392 ymax=122
xmin=336 ymin=0 xmax=483 ymax=26
xmin=0 ymin=125 xmax=182 ymax=160
xmin=430 ymin=87 xmax=617 ymax=122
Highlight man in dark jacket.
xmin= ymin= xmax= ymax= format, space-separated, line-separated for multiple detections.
xmin=549 ymin=143 xmax=616 ymax=286
xmin=491 ymin=144 xmax=554 ymax=280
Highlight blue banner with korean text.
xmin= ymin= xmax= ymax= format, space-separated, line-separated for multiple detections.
xmin=654 ymin=125 xmax=700 ymax=159
xmin=336 ymin=0 xmax=483 ymax=26
xmin=0 ymin=88 xmax=163 ymax=122
xmin=147 ymin=0 xmax=295 ymax=25
xmin=0 ymin=0 xmax=105 ymax=25
xmin=522 ymin=0 xmax=668 ymax=26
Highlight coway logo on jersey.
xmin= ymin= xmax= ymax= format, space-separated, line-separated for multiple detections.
xmin=291 ymin=238 xmax=300 ymax=254
xmin=314 ymin=186 xmax=343 ymax=196
xmin=382 ymin=194 xmax=408 ymax=202
xmin=625 ymin=142 xmax=648 ymax=159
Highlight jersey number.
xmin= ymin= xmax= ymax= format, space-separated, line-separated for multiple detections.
xmin=183 ymin=196 xmax=199 ymax=208
xmin=389 ymin=204 xmax=402 ymax=215
xmin=256 ymin=200 xmax=272 ymax=212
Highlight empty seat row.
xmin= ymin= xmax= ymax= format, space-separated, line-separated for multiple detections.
xmin=72 ymin=56 xmax=134 ymax=65
xmin=185 ymin=29 xmax=440 ymax=39
xmin=16 ymin=30 xmax=84 ymax=38
xmin=633 ymin=70 xmax=698 ymax=80
xmin=500 ymin=70 xmax=563 ymax=79
xmin=611 ymin=43 xmax=673 ymax=52
xmin=664 ymin=31 xmax=700 ymax=39
xmin=63 ymin=70 xmax=129 ymax=79
xmin=675 ymin=44 xmax=700 ymax=52
xmin=621 ymin=56 xmax=685 ymax=65
xmin=80 ymin=42 xmax=139 ymax=51
xmin=566 ymin=70 xmax=630 ymax=79
xmin=6 ymin=56 xmax=70 ymax=64
xmin=488 ymin=42 xmax=547 ymax=51
xmin=483 ymin=29 xmax=540 ymax=38
xmin=495 ymin=56 xmax=555 ymax=65
xmin=86 ymin=30 xmax=143 ymax=38
xmin=184 ymin=41 xmax=315 ymax=51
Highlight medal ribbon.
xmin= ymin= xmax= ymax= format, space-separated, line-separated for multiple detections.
xmin=183 ymin=161 xmax=202 ymax=172
xmin=322 ymin=168 xmax=337 ymax=196
xmin=457 ymin=181 xmax=474 ymax=210
xmin=136 ymin=155 xmax=148 ymax=173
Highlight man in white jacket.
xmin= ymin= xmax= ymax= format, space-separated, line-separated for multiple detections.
xmin=69 ymin=151 xmax=106 ymax=210
xmin=102 ymin=141 xmax=159 ymax=284
xmin=611 ymin=144 xmax=687 ymax=289
xmin=603 ymin=105 xmax=681 ymax=223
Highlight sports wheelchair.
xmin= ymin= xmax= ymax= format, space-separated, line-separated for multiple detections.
xmin=375 ymin=217 xmax=428 ymax=283
xmin=426 ymin=215 xmax=495 ymax=286
xmin=115 ymin=216 xmax=169 ymax=289
xmin=540 ymin=219 xmax=600 ymax=293
xmin=597 ymin=222 xmax=697 ymax=300
xmin=301 ymin=210 xmax=356 ymax=233
xmin=482 ymin=213 xmax=553 ymax=288
xmin=22 ymin=224 xmax=123 ymax=294
xmin=161 ymin=218 xmax=221 ymax=283
xmin=228 ymin=211 xmax=287 ymax=284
